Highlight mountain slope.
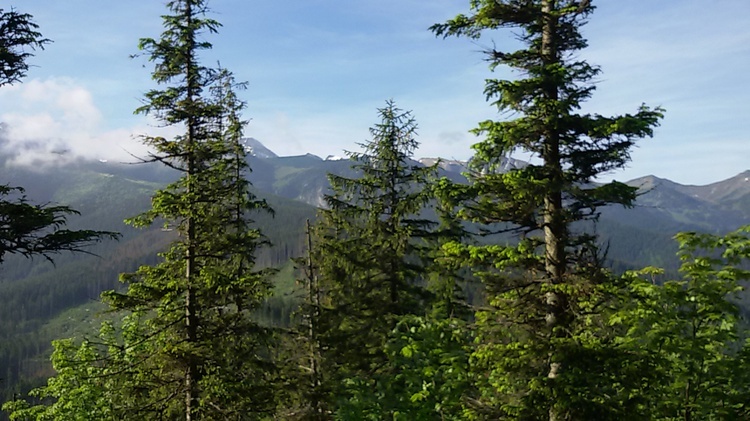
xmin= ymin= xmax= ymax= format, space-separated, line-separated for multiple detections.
xmin=240 ymin=140 xmax=750 ymax=270
xmin=0 ymin=138 xmax=748 ymax=407
xmin=0 ymin=159 xmax=317 ymax=403
xmin=621 ymin=174 xmax=749 ymax=233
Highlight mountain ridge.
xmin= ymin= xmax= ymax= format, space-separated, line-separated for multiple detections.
xmin=249 ymin=138 xmax=748 ymax=189
xmin=0 ymin=137 xmax=747 ymax=404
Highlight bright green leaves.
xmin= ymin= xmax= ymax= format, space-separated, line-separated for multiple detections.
xmin=612 ymin=226 xmax=750 ymax=419
xmin=442 ymin=239 xmax=542 ymax=274
xmin=336 ymin=316 xmax=471 ymax=421
xmin=2 ymin=321 xmax=134 ymax=421
xmin=585 ymin=105 xmax=665 ymax=141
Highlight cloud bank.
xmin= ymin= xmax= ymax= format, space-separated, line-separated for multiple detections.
xmin=0 ymin=78 xmax=165 ymax=169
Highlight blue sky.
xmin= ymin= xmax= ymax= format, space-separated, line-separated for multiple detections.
xmin=1 ymin=0 xmax=748 ymax=185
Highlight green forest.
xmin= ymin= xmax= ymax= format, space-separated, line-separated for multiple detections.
xmin=2 ymin=1 xmax=750 ymax=420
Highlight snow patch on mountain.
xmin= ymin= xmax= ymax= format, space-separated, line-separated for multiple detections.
xmin=419 ymin=156 xmax=527 ymax=174
xmin=240 ymin=138 xmax=278 ymax=159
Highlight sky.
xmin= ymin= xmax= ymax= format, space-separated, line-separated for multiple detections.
xmin=0 ymin=0 xmax=748 ymax=185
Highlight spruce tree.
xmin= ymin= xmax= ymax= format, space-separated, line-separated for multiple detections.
xmin=312 ymin=101 xmax=437 ymax=412
xmin=4 ymin=2 xmax=275 ymax=420
xmin=432 ymin=1 xmax=663 ymax=419
xmin=108 ymin=2 xmax=275 ymax=416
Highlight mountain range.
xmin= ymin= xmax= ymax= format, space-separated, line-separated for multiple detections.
xmin=0 ymin=137 xmax=747 ymax=404
xmin=5 ymin=137 xmax=749 ymax=269
xmin=3 ymin=137 xmax=748 ymax=271
xmin=242 ymin=138 xmax=750 ymax=241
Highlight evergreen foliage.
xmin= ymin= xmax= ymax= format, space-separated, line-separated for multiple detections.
xmin=0 ymin=185 xmax=119 ymax=264
xmin=0 ymin=7 xmax=49 ymax=87
xmin=432 ymin=1 xmax=663 ymax=418
xmin=310 ymin=101 xmax=440 ymax=416
xmin=5 ymin=2 xmax=750 ymax=420
xmin=109 ymin=1 xmax=275 ymax=415
xmin=4 ymin=1 xmax=275 ymax=419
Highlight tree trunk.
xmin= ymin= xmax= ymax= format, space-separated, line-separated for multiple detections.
xmin=306 ymin=220 xmax=324 ymax=419
xmin=540 ymin=1 xmax=566 ymax=420
xmin=184 ymin=2 xmax=199 ymax=419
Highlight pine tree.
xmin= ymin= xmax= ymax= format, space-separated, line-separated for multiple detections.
xmin=432 ymin=1 xmax=663 ymax=419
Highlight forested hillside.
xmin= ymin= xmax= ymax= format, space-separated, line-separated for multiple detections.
xmin=2 ymin=1 xmax=750 ymax=420
xmin=0 ymin=162 xmax=319 ymax=405
xmin=2 ymin=130 xmax=750 ymax=420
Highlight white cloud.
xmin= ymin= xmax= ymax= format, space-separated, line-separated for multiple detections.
xmin=0 ymin=78 xmax=172 ymax=168
xmin=7 ymin=0 xmax=749 ymax=185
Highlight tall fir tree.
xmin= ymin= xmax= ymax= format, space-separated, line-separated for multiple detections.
xmin=432 ymin=1 xmax=663 ymax=419
xmin=4 ymin=2 xmax=275 ymax=420
xmin=109 ymin=1 xmax=275 ymax=416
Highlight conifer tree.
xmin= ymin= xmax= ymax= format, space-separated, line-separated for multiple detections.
xmin=4 ymin=2 xmax=275 ymax=420
xmin=432 ymin=1 xmax=663 ymax=419
xmin=107 ymin=2 xmax=274 ymax=416
xmin=312 ymin=101 xmax=437 ymax=412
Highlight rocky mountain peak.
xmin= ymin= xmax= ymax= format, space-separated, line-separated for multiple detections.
xmin=419 ymin=158 xmax=467 ymax=173
xmin=240 ymin=138 xmax=278 ymax=159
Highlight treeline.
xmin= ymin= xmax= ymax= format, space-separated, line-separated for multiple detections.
xmin=2 ymin=1 xmax=750 ymax=421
